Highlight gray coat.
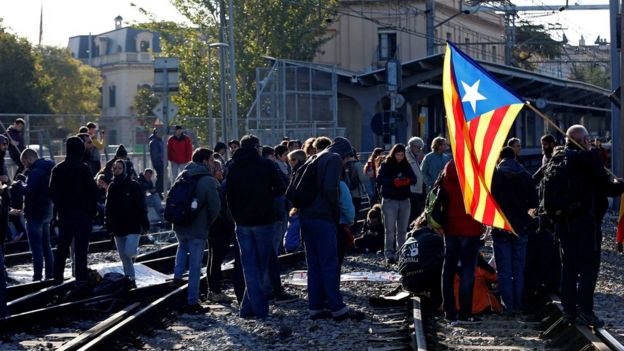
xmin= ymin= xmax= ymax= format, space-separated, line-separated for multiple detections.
xmin=173 ymin=162 xmax=221 ymax=241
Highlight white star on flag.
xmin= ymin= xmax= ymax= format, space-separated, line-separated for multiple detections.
xmin=461 ymin=80 xmax=487 ymax=113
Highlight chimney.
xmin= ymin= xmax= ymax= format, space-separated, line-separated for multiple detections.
xmin=115 ymin=16 xmax=123 ymax=30
xmin=579 ymin=35 xmax=585 ymax=47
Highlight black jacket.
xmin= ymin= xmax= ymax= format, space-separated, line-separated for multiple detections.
xmin=226 ymin=147 xmax=286 ymax=226
xmin=16 ymin=158 xmax=55 ymax=221
xmin=49 ymin=137 xmax=98 ymax=222
xmin=377 ymin=159 xmax=416 ymax=200
xmin=492 ymin=158 xmax=538 ymax=234
xmin=105 ymin=175 xmax=149 ymax=236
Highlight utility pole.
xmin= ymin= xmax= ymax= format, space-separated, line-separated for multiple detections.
xmin=612 ymin=0 xmax=622 ymax=178
xmin=219 ymin=0 xmax=228 ymax=144
xmin=504 ymin=12 xmax=516 ymax=65
xmin=426 ymin=0 xmax=435 ymax=55
xmin=228 ymin=0 xmax=239 ymax=140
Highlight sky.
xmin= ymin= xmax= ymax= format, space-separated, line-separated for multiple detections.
xmin=0 ymin=0 xmax=613 ymax=48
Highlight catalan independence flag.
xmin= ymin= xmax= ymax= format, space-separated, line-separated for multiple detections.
xmin=616 ymin=196 xmax=624 ymax=246
xmin=442 ymin=42 xmax=524 ymax=232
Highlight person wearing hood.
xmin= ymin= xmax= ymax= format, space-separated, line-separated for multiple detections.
xmin=167 ymin=125 xmax=193 ymax=180
xmin=106 ymin=160 xmax=149 ymax=282
xmin=149 ymin=129 xmax=165 ymax=195
xmin=12 ymin=149 xmax=55 ymax=281
xmin=226 ymin=135 xmax=287 ymax=318
xmin=102 ymin=145 xmax=137 ymax=183
xmin=491 ymin=146 xmax=539 ymax=312
xmin=49 ymin=137 xmax=98 ymax=284
xmin=299 ymin=136 xmax=365 ymax=322
xmin=172 ymin=148 xmax=220 ymax=312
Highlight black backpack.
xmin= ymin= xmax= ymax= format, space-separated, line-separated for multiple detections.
xmin=424 ymin=171 xmax=447 ymax=230
xmin=286 ymin=154 xmax=319 ymax=209
xmin=539 ymin=149 xmax=580 ymax=222
xmin=164 ymin=171 xmax=204 ymax=225
xmin=398 ymin=229 xmax=444 ymax=277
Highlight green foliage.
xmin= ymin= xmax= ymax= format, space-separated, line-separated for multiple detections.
xmin=134 ymin=86 xmax=160 ymax=117
xmin=139 ymin=0 xmax=338 ymax=141
xmin=569 ymin=64 xmax=610 ymax=89
xmin=513 ymin=20 xmax=563 ymax=70
xmin=0 ymin=26 xmax=49 ymax=113
xmin=39 ymin=47 xmax=102 ymax=114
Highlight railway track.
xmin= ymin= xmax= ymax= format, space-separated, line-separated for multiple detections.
xmin=1 ymin=250 xmax=305 ymax=350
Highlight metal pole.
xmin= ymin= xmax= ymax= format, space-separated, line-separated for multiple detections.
xmin=162 ymin=67 xmax=169 ymax=193
xmin=611 ymin=0 xmax=621 ymax=177
xmin=219 ymin=0 xmax=228 ymax=144
xmin=207 ymin=48 xmax=214 ymax=145
xmin=426 ymin=0 xmax=435 ymax=55
xmin=228 ymin=0 xmax=239 ymax=140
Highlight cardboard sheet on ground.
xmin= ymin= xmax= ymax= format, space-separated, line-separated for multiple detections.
xmin=90 ymin=262 xmax=170 ymax=288
xmin=284 ymin=270 xmax=401 ymax=286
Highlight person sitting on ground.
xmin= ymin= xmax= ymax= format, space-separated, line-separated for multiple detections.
xmin=454 ymin=254 xmax=503 ymax=315
xmin=283 ymin=207 xmax=302 ymax=253
xmin=353 ymin=204 xmax=384 ymax=254
xmin=398 ymin=213 xmax=444 ymax=309
xmin=105 ymin=160 xmax=149 ymax=285
xmin=138 ymin=168 xmax=164 ymax=222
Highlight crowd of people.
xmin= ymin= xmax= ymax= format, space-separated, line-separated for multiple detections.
xmin=0 ymin=119 xmax=622 ymax=329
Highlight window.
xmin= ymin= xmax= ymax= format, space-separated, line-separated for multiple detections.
xmin=446 ymin=32 xmax=452 ymax=42
xmin=465 ymin=37 xmax=470 ymax=55
xmin=482 ymin=44 xmax=487 ymax=60
xmin=492 ymin=46 xmax=497 ymax=62
xmin=140 ymin=40 xmax=150 ymax=52
xmin=109 ymin=86 xmax=116 ymax=107
xmin=378 ymin=30 xmax=397 ymax=60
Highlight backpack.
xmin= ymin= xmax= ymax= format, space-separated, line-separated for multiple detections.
xmin=286 ymin=154 xmax=319 ymax=209
xmin=398 ymin=229 xmax=444 ymax=277
xmin=424 ymin=171 xmax=447 ymax=230
xmin=93 ymin=272 xmax=134 ymax=295
xmin=538 ymin=148 xmax=580 ymax=222
xmin=164 ymin=171 xmax=204 ymax=225
xmin=343 ymin=160 xmax=361 ymax=191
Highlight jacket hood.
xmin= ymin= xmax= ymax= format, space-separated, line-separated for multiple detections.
xmin=497 ymin=158 xmax=526 ymax=176
xmin=32 ymin=158 xmax=55 ymax=174
xmin=149 ymin=134 xmax=160 ymax=141
xmin=183 ymin=161 xmax=212 ymax=177
xmin=326 ymin=137 xmax=353 ymax=159
xmin=66 ymin=137 xmax=85 ymax=161
xmin=115 ymin=144 xmax=128 ymax=158
xmin=232 ymin=147 xmax=260 ymax=165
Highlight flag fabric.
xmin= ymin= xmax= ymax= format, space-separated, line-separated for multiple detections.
xmin=442 ymin=42 xmax=524 ymax=232
xmin=616 ymin=196 xmax=624 ymax=245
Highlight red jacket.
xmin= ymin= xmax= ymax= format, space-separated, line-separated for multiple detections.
xmin=441 ymin=160 xmax=483 ymax=237
xmin=167 ymin=134 xmax=192 ymax=164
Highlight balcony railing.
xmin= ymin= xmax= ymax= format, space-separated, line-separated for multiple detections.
xmin=90 ymin=52 xmax=154 ymax=67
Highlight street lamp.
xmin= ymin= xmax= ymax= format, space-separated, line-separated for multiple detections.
xmin=208 ymin=42 xmax=229 ymax=146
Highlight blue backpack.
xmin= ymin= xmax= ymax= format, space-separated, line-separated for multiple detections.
xmin=164 ymin=171 xmax=204 ymax=225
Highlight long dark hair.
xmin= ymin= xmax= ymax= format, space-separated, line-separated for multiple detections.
xmin=367 ymin=148 xmax=383 ymax=163
xmin=385 ymin=143 xmax=407 ymax=166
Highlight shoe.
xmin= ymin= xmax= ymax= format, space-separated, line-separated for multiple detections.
xmin=182 ymin=303 xmax=209 ymax=314
xmin=333 ymin=309 xmax=366 ymax=321
xmin=457 ymin=315 xmax=482 ymax=324
xmin=274 ymin=291 xmax=298 ymax=305
xmin=577 ymin=312 xmax=604 ymax=328
xmin=561 ymin=313 xmax=576 ymax=325
xmin=310 ymin=310 xmax=332 ymax=320
xmin=207 ymin=291 xmax=233 ymax=303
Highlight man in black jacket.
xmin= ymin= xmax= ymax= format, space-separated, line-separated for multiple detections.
xmin=226 ymin=134 xmax=286 ymax=319
xmin=49 ymin=137 xmax=98 ymax=284
xmin=556 ymin=125 xmax=624 ymax=327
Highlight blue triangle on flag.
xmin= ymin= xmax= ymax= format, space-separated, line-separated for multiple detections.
xmin=448 ymin=42 xmax=523 ymax=121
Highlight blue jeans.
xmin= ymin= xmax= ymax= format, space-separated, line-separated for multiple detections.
xmin=301 ymin=218 xmax=348 ymax=317
xmin=0 ymin=247 xmax=7 ymax=318
xmin=493 ymin=232 xmax=528 ymax=311
xmin=442 ymin=235 xmax=481 ymax=319
xmin=26 ymin=218 xmax=54 ymax=281
xmin=173 ymin=237 xmax=206 ymax=305
xmin=114 ymin=234 xmax=140 ymax=279
xmin=145 ymin=193 xmax=163 ymax=219
xmin=236 ymin=224 xmax=274 ymax=318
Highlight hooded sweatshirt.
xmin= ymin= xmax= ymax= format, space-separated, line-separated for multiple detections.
xmin=491 ymin=158 xmax=538 ymax=234
xmin=21 ymin=158 xmax=55 ymax=221
xmin=173 ymin=162 xmax=221 ymax=240
xmin=149 ymin=133 xmax=164 ymax=167
xmin=105 ymin=161 xmax=150 ymax=236
xmin=226 ymin=147 xmax=286 ymax=226
xmin=49 ymin=137 xmax=98 ymax=222
xmin=300 ymin=137 xmax=353 ymax=223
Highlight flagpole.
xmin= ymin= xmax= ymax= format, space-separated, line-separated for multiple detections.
xmin=525 ymin=101 xmax=620 ymax=179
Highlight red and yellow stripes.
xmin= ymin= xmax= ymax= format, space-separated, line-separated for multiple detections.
xmin=617 ymin=196 xmax=624 ymax=244
xmin=443 ymin=45 xmax=522 ymax=232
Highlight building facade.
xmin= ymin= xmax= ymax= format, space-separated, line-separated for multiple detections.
xmin=68 ymin=16 xmax=161 ymax=146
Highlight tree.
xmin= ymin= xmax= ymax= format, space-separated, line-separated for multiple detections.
xmin=137 ymin=0 xmax=338 ymax=141
xmin=0 ymin=23 xmax=49 ymax=113
xmin=39 ymin=47 xmax=102 ymax=115
xmin=569 ymin=64 xmax=610 ymax=89
xmin=512 ymin=20 xmax=563 ymax=70
xmin=133 ymin=86 xmax=160 ymax=118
